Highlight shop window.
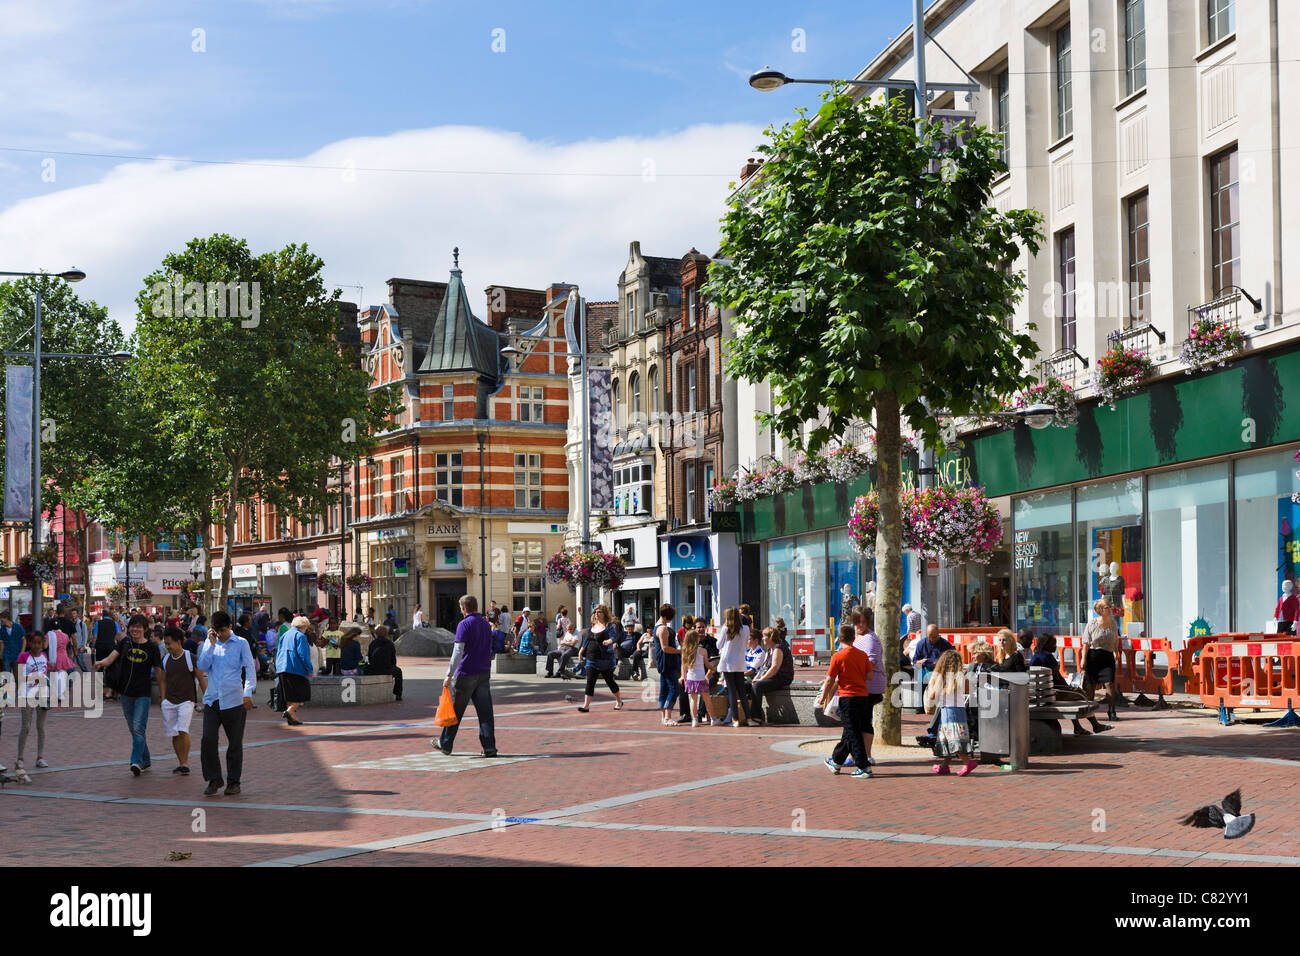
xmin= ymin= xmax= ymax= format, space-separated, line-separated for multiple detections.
xmin=828 ymin=528 xmax=863 ymax=630
xmin=794 ymin=534 xmax=829 ymax=649
xmin=1148 ymin=463 xmax=1228 ymax=640
xmin=1233 ymin=449 xmax=1300 ymax=632
xmin=1076 ymin=476 xmax=1144 ymax=636
xmin=1013 ymin=489 xmax=1073 ymax=636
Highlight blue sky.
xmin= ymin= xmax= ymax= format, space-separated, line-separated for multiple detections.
xmin=0 ymin=0 xmax=916 ymax=320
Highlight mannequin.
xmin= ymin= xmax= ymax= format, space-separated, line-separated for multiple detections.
xmin=1275 ymin=579 xmax=1299 ymax=633
xmin=1102 ymin=562 xmax=1125 ymax=615
xmin=840 ymin=584 xmax=856 ymax=625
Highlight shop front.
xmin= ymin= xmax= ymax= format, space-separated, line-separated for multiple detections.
xmin=660 ymin=532 xmax=739 ymax=628
xmin=971 ymin=343 xmax=1300 ymax=648
xmin=602 ymin=523 xmax=660 ymax=630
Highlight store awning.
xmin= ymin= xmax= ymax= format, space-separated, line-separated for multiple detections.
xmin=618 ymin=572 xmax=661 ymax=591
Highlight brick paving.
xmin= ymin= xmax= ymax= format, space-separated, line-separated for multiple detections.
xmin=1 ymin=658 xmax=1296 ymax=867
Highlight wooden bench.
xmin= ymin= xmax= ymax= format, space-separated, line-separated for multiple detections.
xmin=1026 ymin=666 xmax=1101 ymax=753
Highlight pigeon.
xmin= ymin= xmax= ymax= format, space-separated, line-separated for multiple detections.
xmin=563 ymin=694 xmax=574 ymax=703
xmin=1179 ymin=788 xmax=1256 ymax=839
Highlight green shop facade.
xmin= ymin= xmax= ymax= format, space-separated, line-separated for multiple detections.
xmin=737 ymin=343 xmax=1300 ymax=652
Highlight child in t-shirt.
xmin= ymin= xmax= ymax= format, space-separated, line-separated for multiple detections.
xmin=819 ymin=625 xmax=873 ymax=778
xmin=926 ymin=649 xmax=977 ymax=776
xmin=15 ymin=631 xmax=51 ymax=770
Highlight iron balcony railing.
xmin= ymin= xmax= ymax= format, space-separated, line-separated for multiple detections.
xmin=1107 ymin=322 xmax=1166 ymax=358
xmin=1038 ymin=347 xmax=1089 ymax=386
xmin=1187 ymin=285 xmax=1265 ymax=335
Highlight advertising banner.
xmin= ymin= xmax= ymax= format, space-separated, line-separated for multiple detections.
xmin=588 ymin=367 xmax=613 ymax=510
xmin=4 ymin=365 xmax=33 ymax=521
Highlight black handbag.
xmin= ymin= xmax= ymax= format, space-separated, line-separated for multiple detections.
xmin=104 ymin=639 xmax=130 ymax=694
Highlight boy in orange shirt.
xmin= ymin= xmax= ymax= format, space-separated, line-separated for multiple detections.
xmin=819 ymin=625 xmax=874 ymax=778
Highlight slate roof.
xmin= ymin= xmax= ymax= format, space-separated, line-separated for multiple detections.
xmin=417 ymin=266 xmax=503 ymax=383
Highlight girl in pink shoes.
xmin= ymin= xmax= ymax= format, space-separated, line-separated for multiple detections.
xmin=925 ymin=650 xmax=977 ymax=776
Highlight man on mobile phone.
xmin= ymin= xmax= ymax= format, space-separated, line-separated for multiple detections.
xmin=196 ymin=610 xmax=256 ymax=796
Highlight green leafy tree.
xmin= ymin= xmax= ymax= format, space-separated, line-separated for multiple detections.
xmin=0 ymin=275 xmax=127 ymax=608
xmin=128 ymin=234 xmax=398 ymax=609
xmin=710 ymin=91 xmax=1042 ymax=745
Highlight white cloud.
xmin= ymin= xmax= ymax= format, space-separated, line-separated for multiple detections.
xmin=0 ymin=123 xmax=763 ymax=329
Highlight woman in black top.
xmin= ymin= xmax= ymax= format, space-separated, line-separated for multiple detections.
xmin=576 ymin=604 xmax=624 ymax=713
xmin=990 ymin=628 xmax=1027 ymax=672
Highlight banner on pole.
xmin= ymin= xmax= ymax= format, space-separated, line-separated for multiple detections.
xmin=4 ymin=365 xmax=33 ymax=521
xmin=588 ymin=367 xmax=613 ymax=510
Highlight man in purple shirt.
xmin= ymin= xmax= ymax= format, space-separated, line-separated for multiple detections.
xmin=431 ymin=594 xmax=497 ymax=757
xmin=850 ymin=607 xmax=887 ymax=767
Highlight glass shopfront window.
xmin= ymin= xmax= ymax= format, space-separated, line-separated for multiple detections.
xmin=827 ymin=528 xmax=863 ymax=630
xmin=1148 ymin=463 xmax=1228 ymax=640
xmin=1234 ymin=448 xmax=1300 ymax=632
xmin=793 ymin=534 xmax=828 ymax=646
xmin=1076 ymin=476 xmax=1144 ymax=635
xmin=1013 ymin=489 xmax=1073 ymax=635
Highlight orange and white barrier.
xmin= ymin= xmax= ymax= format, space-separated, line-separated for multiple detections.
xmin=1197 ymin=640 xmax=1300 ymax=716
xmin=1115 ymin=636 xmax=1175 ymax=698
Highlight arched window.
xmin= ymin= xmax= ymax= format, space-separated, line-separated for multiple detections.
xmin=612 ymin=379 xmax=622 ymax=431
xmin=649 ymin=366 xmax=659 ymax=416
xmin=629 ymin=371 xmax=641 ymax=422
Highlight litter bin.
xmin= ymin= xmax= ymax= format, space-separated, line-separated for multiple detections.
xmin=974 ymin=671 xmax=1029 ymax=770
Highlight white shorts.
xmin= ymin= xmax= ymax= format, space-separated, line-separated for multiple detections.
xmin=161 ymin=700 xmax=195 ymax=737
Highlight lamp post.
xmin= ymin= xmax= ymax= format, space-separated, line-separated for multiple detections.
xmin=477 ymin=431 xmax=487 ymax=612
xmin=1 ymin=268 xmax=130 ymax=627
xmin=338 ymin=457 xmax=347 ymax=620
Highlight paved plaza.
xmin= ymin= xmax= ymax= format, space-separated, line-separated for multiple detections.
xmin=1 ymin=658 xmax=1296 ymax=868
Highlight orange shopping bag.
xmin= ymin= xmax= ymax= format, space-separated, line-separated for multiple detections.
xmin=434 ymin=686 xmax=459 ymax=727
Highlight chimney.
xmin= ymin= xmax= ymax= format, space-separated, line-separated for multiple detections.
xmin=740 ymin=157 xmax=763 ymax=182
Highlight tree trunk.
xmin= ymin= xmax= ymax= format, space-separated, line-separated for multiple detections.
xmin=219 ymin=469 xmax=241 ymax=613
xmin=873 ymin=391 xmax=904 ymax=746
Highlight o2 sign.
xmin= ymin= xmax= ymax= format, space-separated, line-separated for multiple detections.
xmin=668 ymin=537 xmax=709 ymax=570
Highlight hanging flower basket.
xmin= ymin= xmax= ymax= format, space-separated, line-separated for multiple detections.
xmin=317 ymin=572 xmax=344 ymax=596
xmin=346 ymin=572 xmax=373 ymax=594
xmin=910 ymin=486 xmax=1004 ymax=564
xmin=179 ymin=580 xmax=204 ymax=600
xmin=1096 ymin=342 xmax=1154 ymax=409
xmin=104 ymin=583 xmax=128 ymax=604
xmin=546 ymin=548 xmax=626 ymax=591
xmin=847 ymin=492 xmax=923 ymax=558
xmin=15 ymin=545 xmax=59 ymax=584
xmin=131 ymin=582 xmax=153 ymax=601
xmin=708 ymin=477 xmax=739 ymax=510
xmin=1011 ymin=376 xmax=1077 ymax=426
xmin=1180 ymin=317 xmax=1247 ymax=374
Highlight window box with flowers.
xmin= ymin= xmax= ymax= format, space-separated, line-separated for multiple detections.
xmin=1095 ymin=341 xmax=1154 ymax=409
xmin=1180 ymin=317 xmax=1247 ymax=374
xmin=1009 ymin=376 xmax=1077 ymax=426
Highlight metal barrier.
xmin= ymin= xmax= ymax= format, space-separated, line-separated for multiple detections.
xmin=1197 ymin=639 xmax=1300 ymax=725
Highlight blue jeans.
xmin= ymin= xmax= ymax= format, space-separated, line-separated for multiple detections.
xmin=658 ymin=664 xmax=680 ymax=709
xmin=120 ymin=695 xmax=151 ymax=767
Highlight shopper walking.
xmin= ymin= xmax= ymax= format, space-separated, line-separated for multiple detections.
xmin=275 ymin=615 xmax=316 ymax=724
xmin=715 ymin=607 xmax=751 ymax=727
xmin=820 ymin=625 xmax=873 ymax=778
xmin=432 ymin=595 xmax=497 ymax=757
xmin=161 ymin=626 xmax=205 ymax=776
xmin=576 ymin=604 xmax=623 ymax=713
xmin=0 ymin=610 xmax=24 ymax=678
xmin=196 ymin=611 xmax=257 ymax=796
xmin=1083 ymin=598 xmax=1121 ymax=721
xmin=850 ymin=608 xmax=885 ymax=765
xmin=654 ymin=604 xmax=680 ymax=724
xmin=93 ymin=614 xmax=166 ymax=775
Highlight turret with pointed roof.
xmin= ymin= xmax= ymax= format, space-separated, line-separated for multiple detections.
xmin=418 ymin=249 xmax=505 ymax=386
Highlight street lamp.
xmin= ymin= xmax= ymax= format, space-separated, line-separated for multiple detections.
xmin=1 ymin=267 xmax=132 ymax=626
